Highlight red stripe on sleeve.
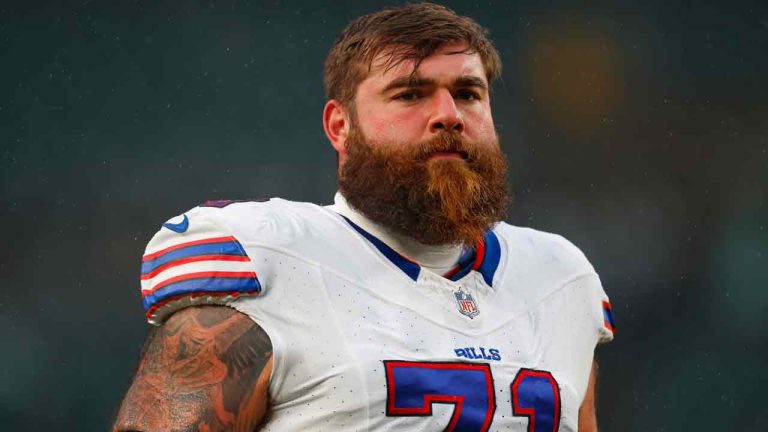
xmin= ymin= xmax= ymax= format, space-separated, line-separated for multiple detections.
xmin=143 ymin=271 xmax=257 ymax=295
xmin=142 ymin=236 xmax=238 ymax=262
xmin=140 ymin=254 xmax=250 ymax=280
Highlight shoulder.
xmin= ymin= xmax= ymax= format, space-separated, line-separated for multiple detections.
xmin=143 ymin=197 xmax=327 ymax=265
xmin=492 ymin=222 xmax=600 ymax=305
xmin=494 ymin=222 xmax=615 ymax=342
xmin=139 ymin=197 xmax=332 ymax=325
xmin=162 ymin=197 xmax=339 ymax=252
xmin=187 ymin=198 xmax=327 ymax=237
xmin=493 ymin=221 xmax=595 ymax=276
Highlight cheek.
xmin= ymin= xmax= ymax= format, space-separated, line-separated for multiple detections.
xmin=465 ymin=108 xmax=497 ymax=141
xmin=362 ymin=110 xmax=424 ymax=144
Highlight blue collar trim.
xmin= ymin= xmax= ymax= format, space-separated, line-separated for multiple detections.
xmin=478 ymin=230 xmax=501 ymax=286
xmin=340 ymin=214 xmax=500 ymax=286
xmin=340 ymin=216 xmax=421 ymax=281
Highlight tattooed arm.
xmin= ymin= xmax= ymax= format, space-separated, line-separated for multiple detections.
xmin=114 ymin=306 xmax=273 ymax=432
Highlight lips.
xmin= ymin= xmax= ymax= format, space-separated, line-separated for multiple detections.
xmin=417 ymin=132 xmax=472 ymax=162
xmin=427 ymin=150 xmax=469 ymax=161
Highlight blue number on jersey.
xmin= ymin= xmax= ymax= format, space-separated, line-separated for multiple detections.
xmin=384 ymin=361 xmax=496 ymax=431
xmin=384 ymin=362 xmax=562 ymax=431
xmin=511 ymin=369 xmax=561 ymax=432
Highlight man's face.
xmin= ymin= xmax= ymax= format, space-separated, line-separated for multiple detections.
xmin=337 ymin=42 xmax=509 ymax=246
xmin=353 ymin=42 xmax=497 ymax=158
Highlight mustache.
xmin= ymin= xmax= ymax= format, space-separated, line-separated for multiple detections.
xmin=415 ymin=132 xmax=475 ymax=161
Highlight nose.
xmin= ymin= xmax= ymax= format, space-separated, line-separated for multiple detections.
xmin=428 ymin=90 xmax=464 ymax=134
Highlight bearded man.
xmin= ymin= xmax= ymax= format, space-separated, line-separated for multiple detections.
xmin=114 ymin=3 xmax=614 ymax=431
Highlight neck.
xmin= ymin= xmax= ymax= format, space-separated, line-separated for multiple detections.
xmin=328 ymin=192 xmax=463 ymax=275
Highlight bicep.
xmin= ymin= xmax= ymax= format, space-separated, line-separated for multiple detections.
xmin=578 ymin=360 xmax=598 ymax=432
xmin=114 ymin=306 xmax=272 ymax=432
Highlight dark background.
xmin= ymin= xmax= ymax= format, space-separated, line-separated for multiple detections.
xmin=2 ymin=1 xmax=767 ymax=430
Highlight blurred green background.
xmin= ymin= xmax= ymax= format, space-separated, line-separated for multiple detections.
xmin=1 ymin=1 xmax=766 ymax=430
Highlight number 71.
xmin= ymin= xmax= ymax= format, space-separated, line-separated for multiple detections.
xmin=385 ymin=361 xmax=561 ymax=432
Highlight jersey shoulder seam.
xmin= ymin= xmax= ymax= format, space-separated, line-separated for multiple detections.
xmin=531 ymin=271 xmax=599 ymax=309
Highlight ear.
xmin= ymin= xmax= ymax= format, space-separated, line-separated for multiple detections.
xmin=323 ymin=99 xmax=350 ymax=159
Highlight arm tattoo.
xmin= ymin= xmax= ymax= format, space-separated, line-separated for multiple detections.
xmin=114 ymin=306 xmax=273 ymax=432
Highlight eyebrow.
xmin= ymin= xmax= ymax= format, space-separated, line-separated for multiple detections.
xmin=381 ymin=75 xmax=488 ymax=94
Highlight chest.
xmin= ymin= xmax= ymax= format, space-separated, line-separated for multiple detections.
xmin=248 ymin=253 xmax=586 ymax=431
xmin=345 ymin=300 xmax=580 ymax=431
xmin=302 ymin=274 xmax=581 ymax=431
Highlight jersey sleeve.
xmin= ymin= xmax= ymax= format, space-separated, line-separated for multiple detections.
xmin=139 ymin=209 xmax=261 ymax=325
xmin=597 ymin=287 xmax=616 ymax=343
xmin=533 ymin=272 xmax=614 ymax=400
xmin=547 ymin=232 xmax=616 ymax=344
xmin=553 ymin=270 xmax=615 ymax=346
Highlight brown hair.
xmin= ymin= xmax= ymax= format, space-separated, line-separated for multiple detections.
xmin=324 ymin=2 xmax=502 ymax=105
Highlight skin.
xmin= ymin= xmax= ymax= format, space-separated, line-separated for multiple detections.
xmin=579 ymin=360 xmax=599 ymax=432
xmin=113 ymin=306 xmax=272 ymax=432
xmin=323 ymin=42 xmax=498 ymax=165
xmin=115 ymin=43 xmax=601 ymax=431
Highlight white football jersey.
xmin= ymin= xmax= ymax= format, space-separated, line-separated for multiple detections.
xmin=139 ymin=198 xmax=615 ymax=431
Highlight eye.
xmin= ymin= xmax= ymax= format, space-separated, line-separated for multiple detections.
xmin=456 ymin=89 xmax=481 ymax=101
xmin=393 ymin=91 xmax=421 ymax=101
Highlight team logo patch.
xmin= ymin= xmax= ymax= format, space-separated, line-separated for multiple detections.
xmin=454 ymin=289 xmax=480 ymax=319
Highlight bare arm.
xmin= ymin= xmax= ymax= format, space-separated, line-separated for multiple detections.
xmin=578 ymin=360 xmax=599 ymax=432
xmin=114 ymin=306 xmax=272 ymax=432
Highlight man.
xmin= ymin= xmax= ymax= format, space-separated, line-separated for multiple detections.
xmin=115 ymin=3 xmax=614 ymax=431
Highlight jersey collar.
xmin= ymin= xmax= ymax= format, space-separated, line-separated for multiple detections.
xmin=339 ymin=214 xmax=501 ymax=287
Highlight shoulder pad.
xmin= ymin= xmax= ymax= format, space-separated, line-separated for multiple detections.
xmin=140 ymin=206 xmax=262 ymax=325
xmin=194 ymin=198 xmax=331 ymax=252
xmin=496 ymin=223 xmax=595 ymax=275
xmin=496 ymin=223 xmax=614 ymax=342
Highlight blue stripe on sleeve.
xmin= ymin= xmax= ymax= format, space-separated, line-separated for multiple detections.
xmin=141 ymin=241 xmax=246 ymax=275
xmin=142 ymin=276 xmax=261 ymax=311
xmin=603 ymin=307 xmax=615 ymax=328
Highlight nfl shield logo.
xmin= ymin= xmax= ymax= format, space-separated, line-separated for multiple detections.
xmin=454 ymin=289 xmax=480 ymax=319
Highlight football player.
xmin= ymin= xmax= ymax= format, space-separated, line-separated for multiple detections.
xmin=114 ymin=3 xmax=614 ymax=431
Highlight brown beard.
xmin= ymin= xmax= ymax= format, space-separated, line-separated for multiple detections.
xmin=338 ymin=124 xmax=509 ymax=247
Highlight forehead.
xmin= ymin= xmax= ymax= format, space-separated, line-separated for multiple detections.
xmin=364 ymin=42 xmax=487 ymax=86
